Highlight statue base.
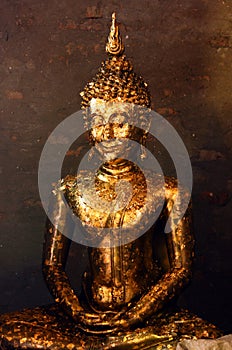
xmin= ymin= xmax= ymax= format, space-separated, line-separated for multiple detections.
xmin=0 ymin=304 xmax=222 ymax=350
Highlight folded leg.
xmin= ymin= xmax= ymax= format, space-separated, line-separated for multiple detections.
xmin=0 ymin=304 xmax=98 ymax=349
xmin=0 ymin=305 xmax=222 ymax=350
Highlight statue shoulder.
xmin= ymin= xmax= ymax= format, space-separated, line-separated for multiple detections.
xmin=51 ymin=171 xmax=91 ymax=203
xmin=144 ymin=172 xmax=178 ymax=196
xmin=164 ymin=175 xmax=191 ymax=201
xmin=145 ymin=172 xmax=191 ymax=203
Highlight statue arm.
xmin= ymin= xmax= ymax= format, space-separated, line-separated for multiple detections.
xmin=112 ymin=186 xmax=194 ymax=329
xmin=42 ymin=188 xmax=84 ymax=319
xmin=42 ymin=186 xmax=110 ymax=330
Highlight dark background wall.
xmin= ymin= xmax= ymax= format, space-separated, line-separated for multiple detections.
xmin=0 ymin=0 xmax=232 ymax=333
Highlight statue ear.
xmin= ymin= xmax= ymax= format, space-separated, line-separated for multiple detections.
xmin=137 ymin=106 xmax=151 ymax=134
xmin=140 ymin=115 xmax=151 ymax=134
xmin=89 ymin=98 xmax=97 ymax=111
xmin=86 ymin=99 xmax=104 ymax=146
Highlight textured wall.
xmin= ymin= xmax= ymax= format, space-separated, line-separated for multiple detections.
xmin=0 ymin=0 xmax=231 ymax=333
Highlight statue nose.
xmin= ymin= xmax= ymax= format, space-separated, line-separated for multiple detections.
xmin=104 ymin=123 xmax=114 ymax=139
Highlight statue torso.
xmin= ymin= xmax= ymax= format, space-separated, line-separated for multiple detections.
xmin=61 ymin=161 xmax=172 ymax=312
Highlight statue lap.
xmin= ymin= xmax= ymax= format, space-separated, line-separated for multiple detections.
xmin=0 ymin=304 xmax=222 ymax=350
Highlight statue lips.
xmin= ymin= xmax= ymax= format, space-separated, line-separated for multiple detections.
xmin=97 ymin=140 xmax=125 ymax=153
xmin=95 ymin=138 xmax=132 ymax=160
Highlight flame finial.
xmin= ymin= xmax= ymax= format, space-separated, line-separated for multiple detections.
xmin=106 ymin=13 xmax=124 ymax=56
xmin=80 ymin=12 xmax=151 ymax=109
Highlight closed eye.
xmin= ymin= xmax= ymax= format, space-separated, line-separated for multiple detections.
xmin=109 ymin=112 xmax=129 ymax=125
xmin=91 ymin=114 xmax=104 ymax=126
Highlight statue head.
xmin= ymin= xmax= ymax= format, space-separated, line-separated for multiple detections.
xmin=80 ymin=13 xmax=151 ymax=161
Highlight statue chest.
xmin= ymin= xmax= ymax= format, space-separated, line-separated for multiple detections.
xmin=64 ymin=170 xmax=165 ymax=234
xmin=62 ymin=172 xmax=164 ymax=310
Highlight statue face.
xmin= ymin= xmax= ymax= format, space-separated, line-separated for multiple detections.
xmin=89 ymin=98 xmax=134 ymax=160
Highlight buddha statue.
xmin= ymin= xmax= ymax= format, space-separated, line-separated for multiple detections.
xmin=0 ymin=13 xmax=222 ymax=350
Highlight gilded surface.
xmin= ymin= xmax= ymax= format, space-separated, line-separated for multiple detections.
xmin=0 ymin=305 xmax=221 ymax=349
xmin=0 ymin=13 xmax=222 ymax=350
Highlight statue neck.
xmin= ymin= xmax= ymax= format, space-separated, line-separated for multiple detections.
xmin=96 ymin=158 xmax=135 ymax=183
xmin=94 ymin=158 xmax=146 ymax=206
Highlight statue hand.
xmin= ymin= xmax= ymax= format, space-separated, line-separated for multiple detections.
xmin=76 ymin=306 xmax=148 ymax=333
xmin=108 ymin=303 xmax=155 ymax=330
xmin=78 ymin=306 xmax=142 ymax=331
xmin=109 ymin=313 xmax=136 ymax=330
xmin=77 ymin=311 xmax=119 ymax=334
